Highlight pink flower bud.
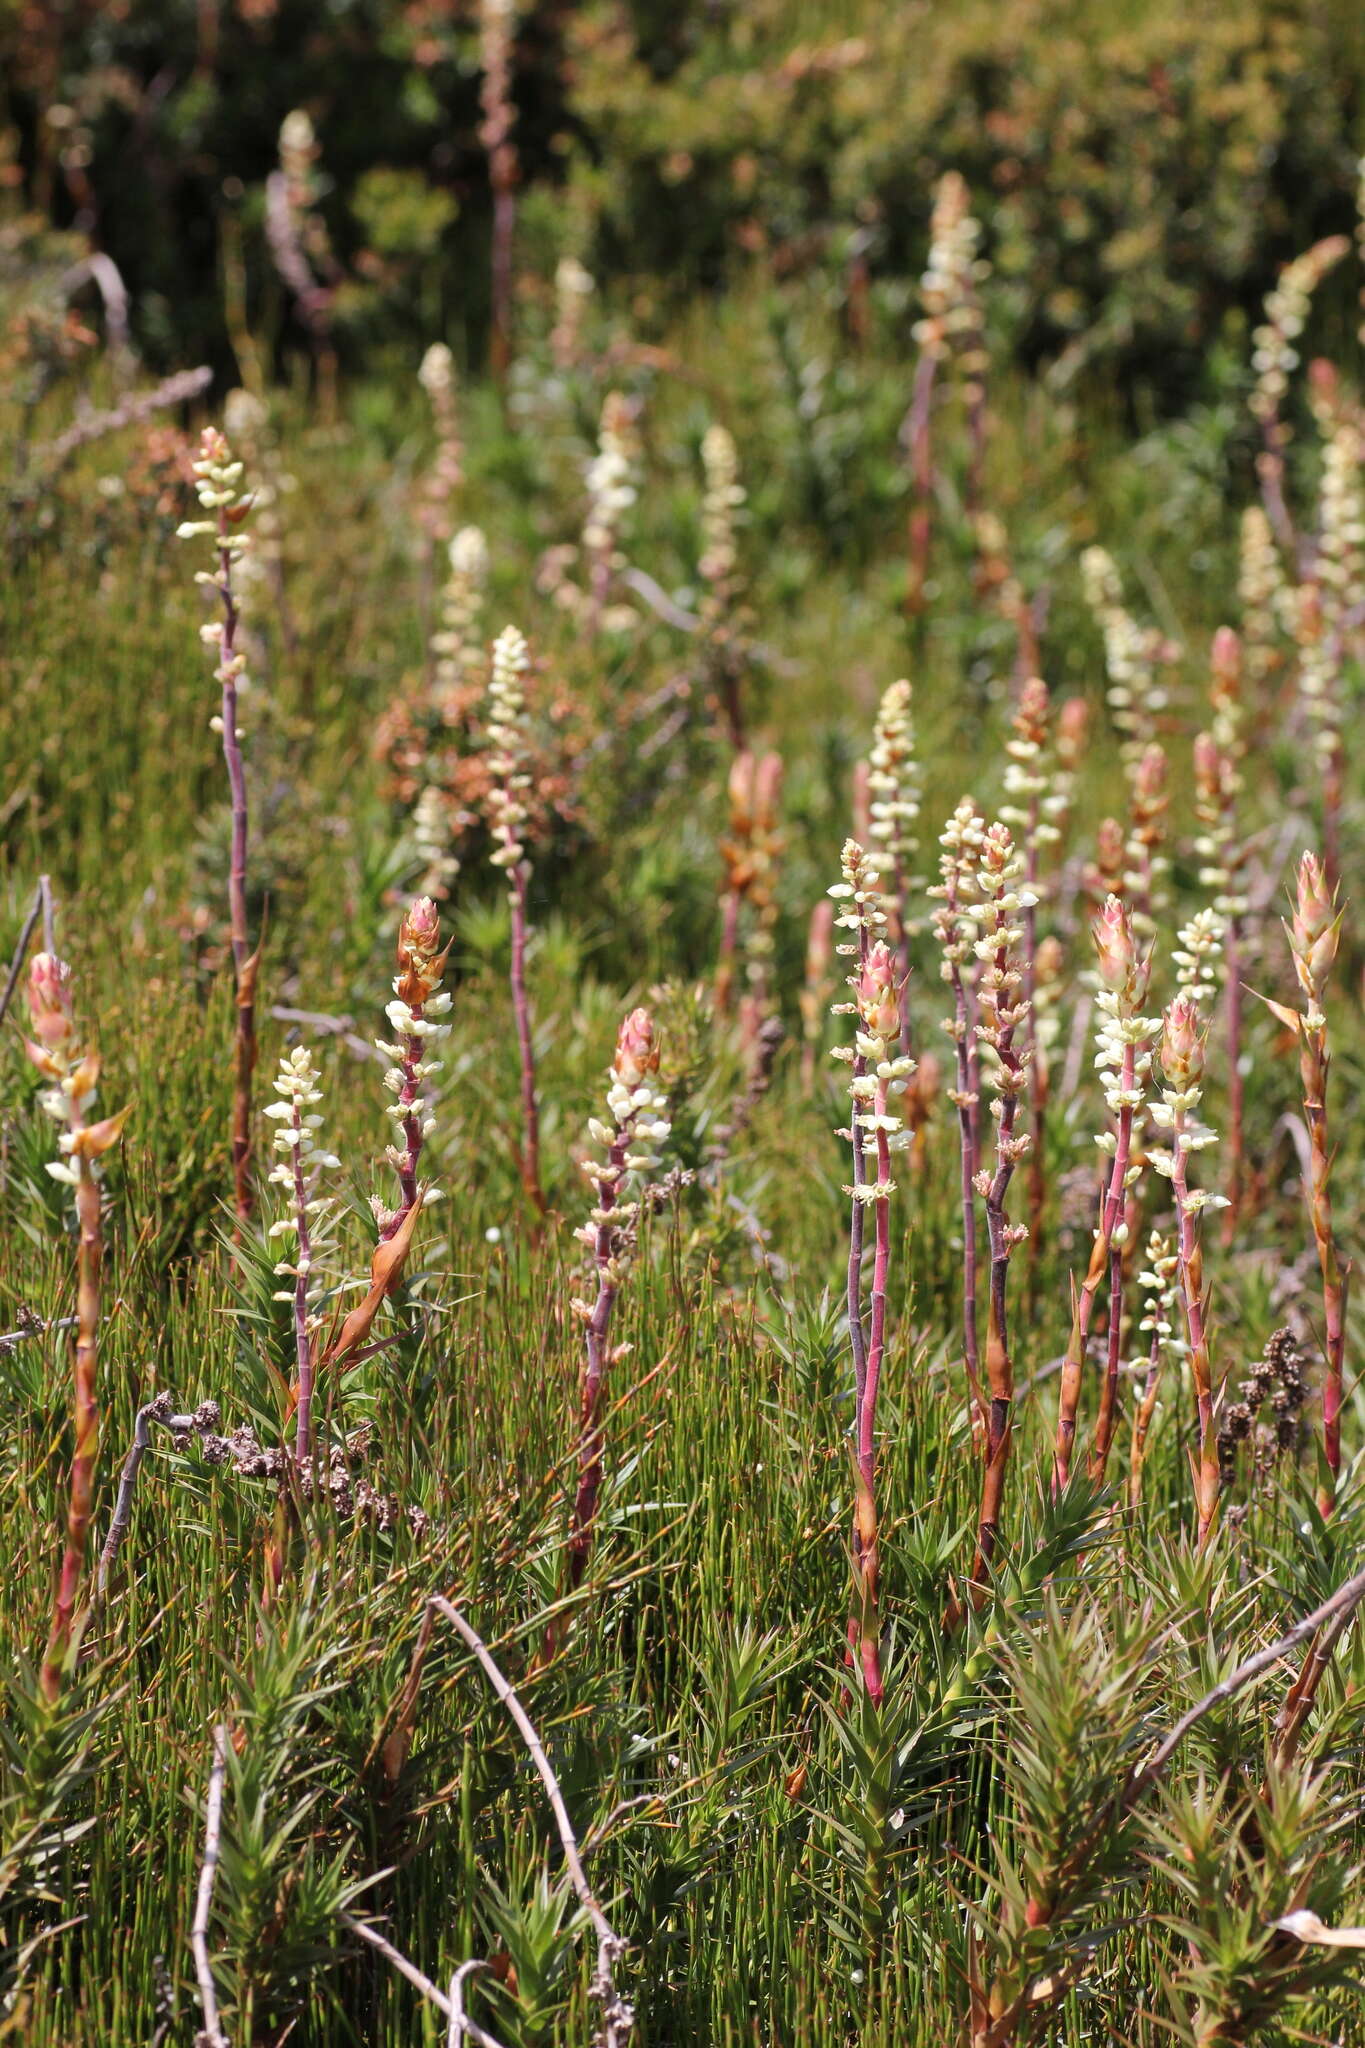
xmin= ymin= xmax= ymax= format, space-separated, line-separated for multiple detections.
xmin=27 ymin=952 xmax=74 ymax=1050
xmin=1135 ymin=743 xmax=1167 ymax=804
xmin=1015 ymin=674 xmax=1049 ymax=742
xmin=1057 ymin=697 xmax=1089 ymax=770
xmin=1161 ymin=995 xmax=1206 ymax=1088
xmin=857 ymin=941 xmax=900 ymax=1039
xmin=396 ymin=896 xmax=446 ymax=1001
xmin=1092 ymin=895 xmax=1135 ymax=992
xmin=1211 ymin=626 xmax=1240 ymax=693
xmin=805 ymin=897 xmax=834 ymax=978
xmin=754 ymin=751 xmax=783 ymax=826
xmin=614 ymin=1006 xmax=658 ymax=1087
xmin=1192 ymin=731 xmax=1221 ymax=802
xmin=1291 ymin=850 xmax=1339 ymax=996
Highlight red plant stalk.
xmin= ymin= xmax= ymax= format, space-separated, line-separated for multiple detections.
xmin=485 ymin=626 xmax=544 ymax=1215
xmin=843 ymin=940 xmax=914 ymax=1703
xmin=1278 ymin=853 xmax=1346 ymax=1509
xmin=1054 ymin=899 xmax=1157 ymax=1492
xmin=1154 ymin=997 xmax=1223 ymax=1544
xmin=179 ymin=426 xmax=258 ymax=1224
xmin=478 ymin=0 xmax=519 ymax=379
xmin=969 ymin=825 xmax=1033 ymax=1579
xmin=930 ymin=801 xmax=985 ymax=1437
xmin=24 ymin=953 xmax=128 ymax=1702
xmin=566 ymin=1009 xmax=671 ymax=1591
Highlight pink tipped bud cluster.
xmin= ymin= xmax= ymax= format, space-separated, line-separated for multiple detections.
xmin=372 ymin=896 xmax=451 ymax=1230
xmin=1249 ymin=236 xmax=1351 ymax=426
xmin=485 ymin=625 xmax=533 ymax=875
xmin=24 ymin=954 xmax=126 ymax=1191
xmin=1288 ymin=850 xmax=1340 ymax=1020
xmin=264 ymin=1044 xmax=341 ymax=1303
xmin=1149 ymin=997 xmax=1225 ymax=1211
xmin=843 ymin=940 xmax=915 ymax=1206
xmin=699 ymin=423 xmax=745 ymax=589
xmin=573 ymin=1008 xmax=672 ymax=1299
xmin=866 ymin=679 xmax=923 ymax=924
xmin=914 ymin=170 xmax=987 ymax=359
xmin=1091 ymin=895 xmax=1159 ymax=1131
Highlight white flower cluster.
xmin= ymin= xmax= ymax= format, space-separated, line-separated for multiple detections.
xmin=583 ymin=393 xmax=639 ymax=582
xmin=485 ymin=624 xmax=532 ymax=876
xmin=928 ymin=799 xmax=983 ymax=973
xmin=699 ymin=423 xmax=745 ymax=589
xmin=913 ymin=170 xmax=986 ymax=359
xmin=827 ymin=837 xmax=888 ymax=995
xmin=176 ymin=427 xmax=252 ymax=711
xmin=1135 ymin=1231 xmax=1186 ymax=1372
xmin=1148 ymin=1007 xmax=1225 ymax=1212
xmin=1249 ymin=236 xmax=1350 ymax=428
xmin=1000 ymin=681 xmax=1063 ymax=856
xmin=1299 ymin=418 xmax=1365 ymax=774
xmin=551 ymin=255 xmax=594 ymax=365
xmin=1171 ymin=906 xmax=1227 ymax=1008
xmin=1081 ymin=546 xmax=1172 ymax=764
xmin=866 ymin=680 xmax=923 ymax=927
xmin=846 ymin=944 xmax=915 ymax=1206
xmin=432 ymin=524 xmax=490 ymax=699
xmin=264 ymin=1045 xmax=341 ymax=1303
xmin=418 ymin=342 xmax=454 ymax=403
xmin=36 ymin=1058 xmax=99 ymax=1192
xmin=1238 ymin=506 xmax=1288 ymax=687
xmin=412 ymin=784 xmax=458 ymax=900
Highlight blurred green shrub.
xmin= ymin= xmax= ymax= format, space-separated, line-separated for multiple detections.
xmin=1 ymin=0 xmax=1361 ymax=396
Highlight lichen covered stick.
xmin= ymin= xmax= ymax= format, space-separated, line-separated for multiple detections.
xmin=24 ymin=952 xmax=128 ymax=1701
xmin=566 ymin=1008 xmax=671 ymax=1592
xmin=177 ymin=426 xmax=258 ymax=1223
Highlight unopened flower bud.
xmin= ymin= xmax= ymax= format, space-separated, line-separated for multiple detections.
xmin=614 ymin=1007 xmax=659 ymax=1088
xmin=27 ymin=952 xmax=74 ymax=1049
xmin=1161 ymin=995 xmax=1206 ymax=1088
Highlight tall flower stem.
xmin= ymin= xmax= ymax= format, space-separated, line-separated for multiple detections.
xmin=564 ymin=1011 xmax=671 ymax=1600
xmin=931 ymin=801 xmax=985 ymax=1437
xmin=1054 ymin=900 xmax=1157 ymax=1492
xmin=1153 ymin=997 xmax=1224 ymax=1545
xmin=24 ymin=953 xmax=127 ymax=1702
xmin=1281 ymin=853 xmax=1345 ymax=1510
xmin=970 ymin=825 xmax=1033 ymax=1579
xmin=179 ymin=427 xmax=258 ymax=1225
xmin=837 ymin=925 xmax=913 ymax=1705
xmin=485 ymin=626 xmax=544 ymax=1217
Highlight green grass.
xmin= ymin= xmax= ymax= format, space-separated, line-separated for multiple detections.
xmin=3 ymin=248 xmax=1365 ymax=2048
